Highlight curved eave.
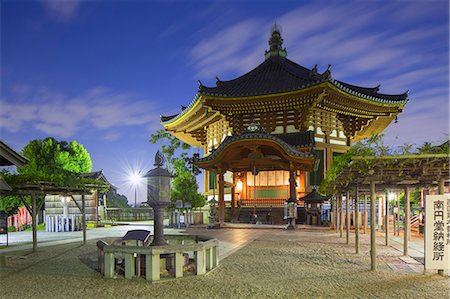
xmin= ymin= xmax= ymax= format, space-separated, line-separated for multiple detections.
xmin=195 ymin=134 xmax=315 ymax=171
xmin=161 ymin=93 xmax=202 ymax=127
xmin=329 ymin=79 xmax=408 ymax=105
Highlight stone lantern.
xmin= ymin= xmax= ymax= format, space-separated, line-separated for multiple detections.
xmin=284 ymin=197 xmax=297 ymax=230
xmin=144 ymin=151 xmax=172 ymax=246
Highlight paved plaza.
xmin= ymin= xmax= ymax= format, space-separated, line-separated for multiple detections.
xmin=0 ymin=224 xmax=448 ymax=298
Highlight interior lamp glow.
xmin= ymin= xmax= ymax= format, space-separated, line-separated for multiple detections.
xmin=236 ymin=179 xmax=243 ymax=193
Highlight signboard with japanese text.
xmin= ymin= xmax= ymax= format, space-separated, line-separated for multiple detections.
xmin=425 ymin=195 xmax=449 ymax=270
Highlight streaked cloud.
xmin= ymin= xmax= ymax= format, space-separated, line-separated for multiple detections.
xmin=189 ymin=1 xmax=448 ymax=147
xmin=42 ymin=0 xmax=80 ymax=22
xmin=0 ymin=86 xmax=161 ymax=139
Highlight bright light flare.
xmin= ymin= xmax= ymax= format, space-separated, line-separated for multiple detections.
xmin=128 ymin=172 xmax=143 ymax=186
xmin=388 ymin=193 xmax=396 ymax=200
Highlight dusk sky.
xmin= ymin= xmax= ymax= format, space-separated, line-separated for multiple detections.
xmin=1 ymin=0 xmax=449 ymax=205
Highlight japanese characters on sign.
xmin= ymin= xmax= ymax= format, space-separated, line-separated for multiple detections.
xmin=425 ymin=195 xmax=449 ymax=270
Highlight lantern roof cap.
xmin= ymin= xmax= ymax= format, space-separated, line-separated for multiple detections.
xmin=143 ymin=167 xmax=172 ymax=178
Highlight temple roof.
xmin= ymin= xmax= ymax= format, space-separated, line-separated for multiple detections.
xmin=198 ymin=55 xmax=408 ymax=102
xmin=161 ymin=28 xmax=408 ymax=124
xmin=195 ymin=130 xmax=315 ymax=169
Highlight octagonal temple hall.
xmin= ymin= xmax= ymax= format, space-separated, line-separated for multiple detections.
xmin=161 ymin=26 xmax=408 ymax=226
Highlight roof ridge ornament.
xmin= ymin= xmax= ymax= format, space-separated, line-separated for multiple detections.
xmin=154 ymin=150 xmax=165 ymax=168
xmin=265 ymin=24 xmax=287 ymax=60
xmin=322 ymin=64 xmax=332 ymax=80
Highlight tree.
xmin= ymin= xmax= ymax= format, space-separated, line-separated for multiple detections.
xmin=0 ymin=137 xmax=94 ymax=213
xmin=106 ymin=192 xmax=131 ymax=209
xmin=20 ymin=138 xmax=92 ymax=176
xmin=149 ymin=129 xmax=205 ymax=209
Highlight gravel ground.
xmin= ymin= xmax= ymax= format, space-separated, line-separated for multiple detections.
xmin=0 ymin=230 xmax=448 ymax=299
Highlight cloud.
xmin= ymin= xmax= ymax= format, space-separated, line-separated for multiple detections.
xmin=187 ymin=1 xmax=448 ymax=147
xmin=42 ymin=0 xmax=80 ymax=22
xmin=0 ymin=86 xmax=162 ymax=139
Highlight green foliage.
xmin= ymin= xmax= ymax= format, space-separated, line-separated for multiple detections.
xmin=0 ymin=195 xmax=29 ymax=214
xmin=417 ymin=141 xmax=449 ymax=154
xmin=20 ymin=137 xmax=92 ymax=176
xmin=149 ymin=129 xmax=205 ymax=209
xmin=106 ymin=192 xmax=131 ymax=208
xmin=170 ymin=158 xmax=206 ymax=209
xmin=320 ymin=135 xmax=450 ymax=195
xmin=0 ymin=137 xmax=102 ymax=214
xmin=319 ymin=134 xmax=387 ymax=194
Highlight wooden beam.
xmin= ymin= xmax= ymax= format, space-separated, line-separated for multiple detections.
xmin=70 ymin=195 xmax=82 ymax=212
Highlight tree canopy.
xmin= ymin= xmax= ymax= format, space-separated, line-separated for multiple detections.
xmin=0 ymin=138 xmax=97 ymax=214
xmin=20 ymin=138 xmax=92 ymax=177
xmin=149 ymin=129 xmax=205 ymax=209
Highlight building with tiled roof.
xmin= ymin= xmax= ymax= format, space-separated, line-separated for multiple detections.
xmin=161 ymin=25 xmax=408 ymax=226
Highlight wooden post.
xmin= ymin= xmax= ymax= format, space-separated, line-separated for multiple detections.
xmin=346 ymin=191 xmax=350 ymax=245
xmin=82 ymin=194 xmax=86 ymax=245
xmin=334 ymin=197 xmax=338 ymax=232
xmin=354 ymin=185 xmax=359 ymax=254
xmin=403 ymin=186 xmax=410 ymax=256
xmin=396 ymin=193 xmax=400 ymax=236
xmin=339 ymin=195 xmax=343 ymax=238
xmin=363 ymin=195 xmax=367 ymax=234
xmin=385 ymin=191 xmax=389 ymax=246
xmin=31 ymin=193 xmax=37 ymax=252
xmin=218 ymin=171 xmax=225 ymax=226
xmin=370 ymin=181 xmax=376 ymax=271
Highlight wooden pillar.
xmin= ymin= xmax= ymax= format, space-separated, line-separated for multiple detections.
xmin=339 ymin=195 xmax=343 ymax=238
xmin=334 ymin=197 xmax=338 ymax=232
xmin=396 ymin=193 xmax=400 ymax=236
xmin=31 ymin=193 xmax=37 ymax=252
xmin=403 ymin=186 xmax=410 ymax=256
xmin=82 ymin=194 xmax=86 ymax=245
xmin=363 ymin=194 xmax=367 ymax=234
xmin=385 ymin=191 xmax=389 ymax=246
xmin=354 ymin=185 xmax=360 ymax=254
xmin=370 ymin=181 xmax=376 ymax=271
xmin=346 ymin=191 xmax=350 ymax=245
xmin=218 ymin=170 xmax=225 ymax=226
xmin=289 ymin=164 xmax=297 ymax=199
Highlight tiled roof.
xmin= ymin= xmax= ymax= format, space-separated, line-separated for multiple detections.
xmin=195 ymin=131 xmax=315 ymax=164
xmin=199 ymin=56 xmax=327 ymax=97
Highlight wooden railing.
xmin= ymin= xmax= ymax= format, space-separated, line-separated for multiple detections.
xmin=239 ymin=198 xmax=286 ymax=207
